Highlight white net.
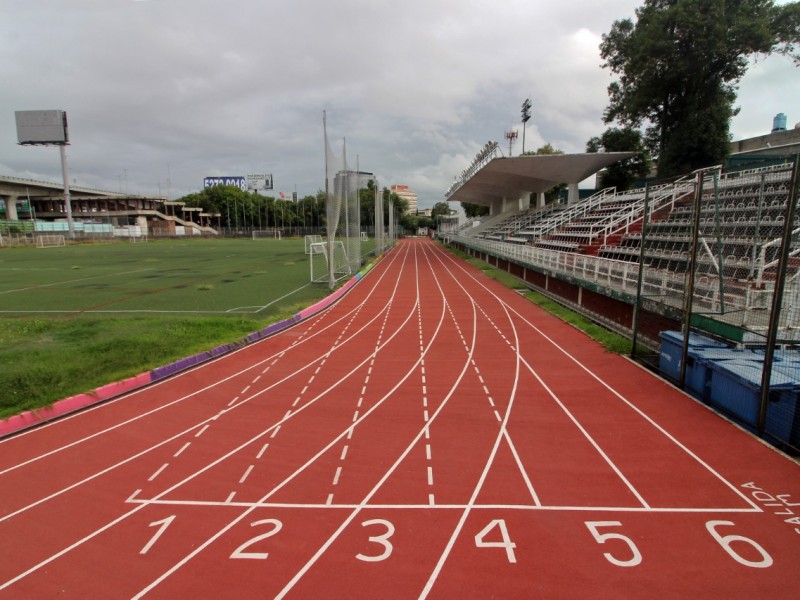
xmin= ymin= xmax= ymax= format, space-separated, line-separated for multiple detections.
xmin=322 ymin=112 xmax=362 ymax=286
xmin=309 ymin=241 xmax=350 ymax=283
xmin=253 ymin=229 xmax=281 ymax=240
xmin=304 ymin=234 xmax=323 ymax=254
xmin=36 ymin=234 xmax=66 ymax=248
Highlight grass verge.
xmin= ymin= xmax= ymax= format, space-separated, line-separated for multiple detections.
xmin=0 ymin=311 xmax=303 ymax=420
xmin=446 ymin=244 xmax=634 ymax=354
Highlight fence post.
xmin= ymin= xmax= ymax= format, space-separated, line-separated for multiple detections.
xmin=758 ymin=154 xmax=800 ymax=434
xmin=631 ymin=182 xmax=650 ymax=358
xmin=679 ymin=171 xmax=705 ymax=386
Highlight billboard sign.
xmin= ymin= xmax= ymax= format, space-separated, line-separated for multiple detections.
xmin=247 ymin=173 xmax=273 ymax=191
xmin=15 ymin=110 xmax=69 ymax=144
xmin=203 ymin=176 xmax=247 ymax=191
xmin=278 ymin=191 xmax=297 ymax=201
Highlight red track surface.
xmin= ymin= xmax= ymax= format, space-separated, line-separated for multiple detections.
xmin=2 ymin=237 xmax=799 ymax=598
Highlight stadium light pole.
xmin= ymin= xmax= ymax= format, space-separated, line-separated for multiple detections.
xmin=521 ymin=98 xmax=532 ymax=155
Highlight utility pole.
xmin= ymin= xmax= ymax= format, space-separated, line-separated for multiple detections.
xmin=504 ymin=130 xmax=518 ymax=157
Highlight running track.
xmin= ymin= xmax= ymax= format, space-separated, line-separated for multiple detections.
xmin=1 ymin=237 xmax=799 ymax=598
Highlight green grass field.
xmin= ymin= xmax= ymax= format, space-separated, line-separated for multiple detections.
xmin=0 ymin=237 xmax=372 ymax=419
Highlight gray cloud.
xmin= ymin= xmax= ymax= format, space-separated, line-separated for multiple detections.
xmin=1 ymin=0 xmax=797 ymax=207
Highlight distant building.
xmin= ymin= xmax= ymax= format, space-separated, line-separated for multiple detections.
xmin=391 ymin=184 xmax=418 ymax=214
xmin=729 ymin=113 xmax=800 ymax=165
xmin=334 ymin=170 xmax=375 ymax=197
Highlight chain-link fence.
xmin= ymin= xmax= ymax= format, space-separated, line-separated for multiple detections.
xmin=441 ymin=155 xmax=800 ymax=453
xmin=630 ymin=159 xmax=800 ymax=452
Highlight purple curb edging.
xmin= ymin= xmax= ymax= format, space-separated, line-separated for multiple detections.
xmin=0 ymin=271 xmax=366 ymax=439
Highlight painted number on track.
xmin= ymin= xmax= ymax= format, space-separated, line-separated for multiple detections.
xmin=585 ymin=521 xmax=642 ymax=567
xmin=230 ymin=519 xmax=283 ymax=560
xmin=140 ymin=515 xmax=176 ymax=555
xmin=475 ymin=519 xmax=517 ymax=563
xmin=705 ymin=520 xmax=773 ymax=568
xmin=356 ymin=519 xmax=395 ymax=562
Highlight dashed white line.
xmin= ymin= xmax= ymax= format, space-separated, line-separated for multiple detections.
xmin=148 ymin=463 xmax=169 ymax=482
xmin=173 ymin=442 xmax=191 ymax=458
xmin=239 ymin=465 xmax=254 ymax=484
xmin=256 ymin=443 xmax=269 ymax=459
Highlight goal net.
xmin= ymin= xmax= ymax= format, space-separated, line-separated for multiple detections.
xmin=36 ymin=234 xmax=66 ymax=248
xmin=304 ymin=234 xmax=323 ymax=254
xmin=310 ymin=241 xmax=350 ymax=284
xmin=318 ymin=113 xmax=362 ymax=286
xmin=253 ymin=229 xmax=281 ymax=240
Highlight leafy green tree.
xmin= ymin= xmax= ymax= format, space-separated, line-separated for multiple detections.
xmin=528 ymin=143 xmax=566 ymax=203
xmin=460 ymin=202 xmax=490 ymax=218
xmin=600 ymin=0 xmax=800 ymax=178
xmin=587 ymin=127 xmax=652 ymax=191
xmin=430 ymin=201 xmax=453 ymax=228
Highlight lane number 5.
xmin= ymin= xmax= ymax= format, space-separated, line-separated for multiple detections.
xmin=585 ymin=521 xmax=642 ymax=567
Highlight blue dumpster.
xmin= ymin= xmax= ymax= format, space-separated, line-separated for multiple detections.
xmin=659 ymin=330 xmax=728 ymax=385
xmin=707 ymin=358 xmax=799 ymax=441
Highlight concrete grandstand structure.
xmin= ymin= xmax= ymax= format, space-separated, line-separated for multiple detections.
xmin=0 ymin=175 xmax=219 ymax=237
xmin=440 ymin=149 xmax=800 ymax=452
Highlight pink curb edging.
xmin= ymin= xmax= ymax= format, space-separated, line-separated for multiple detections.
xmin=0 ymin=372 xmax=152 ymax=438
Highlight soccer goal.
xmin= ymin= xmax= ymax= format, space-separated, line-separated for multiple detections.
xmin=36 ymin=234 xmax=66 ymax=248
xmin=310 ymin=241 xmax=351 ymax=283
xmin=304 ymin=234 xmax=323 ymax=254
xmin=360 ymin=231 xmax=368 ymax=241
xmin=253 ymin=229 xmax=281 ymax=240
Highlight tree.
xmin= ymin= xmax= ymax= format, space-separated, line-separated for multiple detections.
xmin=431 ymin=202 xmax=452 ymax=220
xmin=600 ymin=0 xmax=800 ymax=178
xmin=587 ymin=127 xmax=652 ymax=191
xmin=460 ymin=202 xmax=490 ymax=218
xmin=528 ymin=143 xmax=566 ymax=203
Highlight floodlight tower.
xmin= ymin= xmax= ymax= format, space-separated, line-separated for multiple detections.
xmin=504 ymin=130 xmax=518 ymax=157
xmin=14 ymin=110 xmax=74 ymax=238
xmin=521 ymin=97 xmax=532 ymax=154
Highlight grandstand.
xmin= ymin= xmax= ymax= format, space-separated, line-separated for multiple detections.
xmin=0 ymin=175 xmax=219 ymax=239
xmin=441 ymin=151 xmax=800 ymax=452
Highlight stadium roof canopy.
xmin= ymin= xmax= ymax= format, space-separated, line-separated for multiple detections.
xmin=446 ymin=152 xmax=637 ymax=206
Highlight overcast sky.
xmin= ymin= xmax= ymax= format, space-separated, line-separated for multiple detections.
xmin=1 ymin=0 xmax=797 ymax=208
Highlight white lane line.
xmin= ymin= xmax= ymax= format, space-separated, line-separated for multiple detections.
xmin=239 ymin=465 xmax=254 ymax=484
xmin=332 ymin=467 xmax=343 ymax=486
xmin=0 ymin=248 xmax=412 ymax=593
xmin=270 ymin=425 xmax=281 ymax=439
xmin=225 ymin=492 xmax=237 ymax=503
xmin=173 ymin=443 xmax=191 ymax=458
xmin=425 ymin=445 xmax=431 ymax=460
xmin=340 ymin=446 xmax=349 ymax=460
xmin=256 ymin=443 xmax=269 ymax=459
xmin=427 ymin=466 xmax=434 ymax=486
xmin=148 ymin=463 xmax=169 ymax=482
xmin=194 ymin=424 xmax=210 ymax=438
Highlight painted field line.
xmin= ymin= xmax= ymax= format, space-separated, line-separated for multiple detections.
xmin=124 ymin=498 xmax=760 ymax=513
xmin=434 ymin=242 xmax=762 ymax=512
xmin=131 ymin=244 xmax=422 ymax=598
